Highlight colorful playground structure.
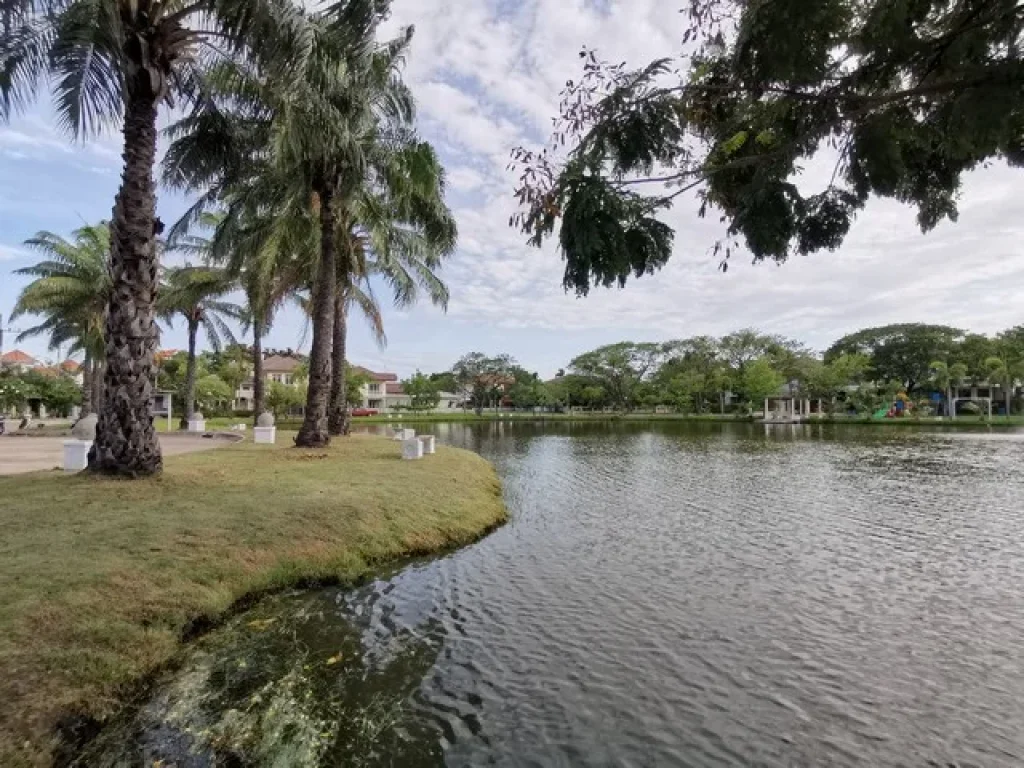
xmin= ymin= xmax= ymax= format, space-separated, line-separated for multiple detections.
xmin=873 ymin=392 xmax=914 ymax=419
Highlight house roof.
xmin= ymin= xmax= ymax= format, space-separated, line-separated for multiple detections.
xmin=263 ymin=354 xmax=303 ymax=373
xmin=61 ymin=360 xmax=80 ymax=372
xmin=351 ymin=365 xmax=398 ymax=382
xmin=385 ymin=382 xmax=404 ymax=395
xmin=1 ymin=349 xmax=39 ymax=365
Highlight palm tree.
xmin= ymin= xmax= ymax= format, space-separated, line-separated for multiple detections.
xmin=985 ymin=356 xmax=1020 ymax=419
xmin=10 ymin=224 xmax=112 ymax=414
xmin=159 ymin=266 xmax=242 ymax=426
xmin=1 ymin=0 xmax=307 ymax=474
xmin=162 ymin=1 xmax=422 ymax=447
xmin=327 ymin=142 xmax=457 ymax=435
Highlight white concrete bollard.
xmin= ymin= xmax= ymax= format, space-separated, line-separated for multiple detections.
xmin=253 ymin=426 xmax=277 ymax=444
xmin=402 ymin=437 xmax=424 ymax=460
xmin=187 ymin=419 xmax=206 ymax=433
xmin=402 ymin=428 xmax=416 ymax=440
xmin=63 ymin=440 xmax=91 ymax=473
xmin=418 ymin=435 xmax=436 ymax=455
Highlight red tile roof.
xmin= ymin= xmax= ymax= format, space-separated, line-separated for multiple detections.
xmin=385 ymin=382 xmax=404 ymax=395
xmin=351 ymin=365 xmax=398 ymax=382
xmin=263 ymin=354 xmax=304 ymax=373
xmin=1 ymin=349 xmax=38 ymax=365
xmin=61 ymin=360 xmax=80 ymax=372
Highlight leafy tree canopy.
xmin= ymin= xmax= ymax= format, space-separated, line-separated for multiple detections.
xmin=826 ymin=323 xmax=964 ymax=390
xmin=511 ymin=0 xmax=1024 ymax=294
xmin=403 ymin=371 xmax=441 ymax=411
xmin=568 ymin=341 xmax=668 ymax=410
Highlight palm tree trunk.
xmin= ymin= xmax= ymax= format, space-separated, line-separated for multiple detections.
xmin=328 ymin=287 xmax=349 ymax=436
xmin=91 ymin=91 xmax=162 ymax=475
xmin=1006 ymin=384 xmax=1013 ymax=419
xmin=252 ymin=315 xmax=265 ymax=426
xmin=81 ymin=355 xmax=93 ymax=415
xmin=295 ymin=182 xmax=336 ymax=448
xmin=182 ymin=319 xmax=199 ymax=428
xmin=91 ymin=360 xmax=105 ymax=415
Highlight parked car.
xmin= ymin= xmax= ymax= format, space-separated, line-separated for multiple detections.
xmin=350 ymin=408 xmax=379 ymax=417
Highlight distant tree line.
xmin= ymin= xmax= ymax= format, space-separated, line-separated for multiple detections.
xmin=402 ymin=324 xmax=1024 ymax=417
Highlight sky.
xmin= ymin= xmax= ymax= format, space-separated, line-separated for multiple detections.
xmin=2 ymin=0 xmax=1024 ymax=379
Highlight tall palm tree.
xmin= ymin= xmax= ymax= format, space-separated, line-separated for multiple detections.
xmin=10 ymin=223 xmax=112 ymax=413
xmin=327 ymin=142 xmax=457 ymax=435
xmin=162 ymin=1 xmax=421 ymax=447
xmin=1 ymin=0 xmax=307 ymax=474
xmin=159 ymin=266 xmax=242 ymax=426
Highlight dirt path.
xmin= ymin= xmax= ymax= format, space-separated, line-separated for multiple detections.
xmin=0 ymin=434 xmax=237 ymax=475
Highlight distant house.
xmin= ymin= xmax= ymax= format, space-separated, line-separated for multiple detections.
xmin=351 ymin=366 xmax=405 ymax=412
xmin=0 ymin=349 xmax=41 ymax=371
xmin=234 ymin=354 xmax=306 ymax=412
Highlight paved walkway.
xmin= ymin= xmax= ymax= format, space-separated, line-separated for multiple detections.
xmin=0 ymin=434 xmax=233 ymax=475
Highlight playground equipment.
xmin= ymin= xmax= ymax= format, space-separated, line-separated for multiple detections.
xmin=874 ymin=392 xmax=914 ymax=419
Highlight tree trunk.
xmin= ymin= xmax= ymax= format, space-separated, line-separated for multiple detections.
xmin=328 ymin=288 xmax=349 ymax=436
xmin=81 ymin=355 xmax=93 ymax=415
xmin=180 ymin=319 xmax=199 ymax=428
xmin=295 ymin=182 xmax=336 ymax=448
xmin=719 ymin=392 xmax=725 ymax=415
xmin=1006 ymin=385 xmax=1013 ymax=419
xmin=252 ymin=316 xmax=265 ymax=426
xmin=91 ymin=90 xmax=162 ymax=476
xmin=91 ymin=360 xmax=105 ymax=415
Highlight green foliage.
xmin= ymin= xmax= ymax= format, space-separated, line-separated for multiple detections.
xmin=402 ymin=371 xmax=441 ymax=411
xmin=511 ymin=0 xmax=1024 ymax=292
xmin=266 ymin=381 xmax=304 ymax=419
xmin=740 ymin=358 xmax=783 ymax=408
xmin=0 ymin=372 xmax=32 ymax=412
xmin=568 ymin=342 xmax=667 ymax=410
xmin=346 ymin=366 xmax=370 ymax=407
xmin=195 ymin=375 xmax=234 ymax=415
xmin=826 ymin=324 xmax=964 ymax=390
xmin=11 ymin=222 xmax=111 ymax=362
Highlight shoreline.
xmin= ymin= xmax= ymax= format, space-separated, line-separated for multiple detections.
xmin=0 ymin=434 xmax=508 ymax=767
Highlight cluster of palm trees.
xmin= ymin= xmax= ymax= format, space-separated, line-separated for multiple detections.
xmin=1 ymin=0 xmax=455 ymax=475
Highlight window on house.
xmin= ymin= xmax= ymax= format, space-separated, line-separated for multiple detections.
xmin=369 ymin=383 xmax=381 ymax=394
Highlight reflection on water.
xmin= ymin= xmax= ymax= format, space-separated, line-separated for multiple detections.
xmin=87 ymin=422 xmax=1024 ymax=766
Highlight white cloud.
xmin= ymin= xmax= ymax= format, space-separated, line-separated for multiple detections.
xmin=0 ymin=244 xmax=29 ymax=262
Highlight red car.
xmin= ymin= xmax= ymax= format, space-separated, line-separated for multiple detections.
xmin=350 ymin=408 xmax=379 ymax=417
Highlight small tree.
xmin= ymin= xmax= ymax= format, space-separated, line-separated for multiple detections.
xmin=403 ymin=372 xmax=441 ymax=412
xmin=195 ymin=375 xmax=233 ymax=416
xmin=266 ymin=381 xmax=304 ymax=420
xmin=740 ymin=358 xmax=783 ymax=413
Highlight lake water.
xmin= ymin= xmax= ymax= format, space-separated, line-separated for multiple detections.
xmin=87 ymin=423 xmax=1024 ymax=767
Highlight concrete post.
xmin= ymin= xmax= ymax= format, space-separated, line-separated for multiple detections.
xmin=63 ymin=440 xmax=91 ymax=473
xmin=418 ymin=435 xmax=436 ymax=454
xmin=402 ymin=438 xmax=424 ymax=460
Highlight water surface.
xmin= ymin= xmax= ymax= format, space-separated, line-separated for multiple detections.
xmin=88 ymin=422 xmax=1024 ymax=766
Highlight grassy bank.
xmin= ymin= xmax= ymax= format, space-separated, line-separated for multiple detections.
xmin=0 ymin=434 xmax=506 ymax=767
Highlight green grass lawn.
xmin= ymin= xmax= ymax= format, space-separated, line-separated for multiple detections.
xmin=0 ymin=434 xmax=506 ymax=767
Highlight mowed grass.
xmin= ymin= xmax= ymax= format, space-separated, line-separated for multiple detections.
xmin=0 ymin=433 xmax=507 ymax=767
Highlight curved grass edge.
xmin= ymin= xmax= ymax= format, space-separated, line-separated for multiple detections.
xmin=0 ymin=434 xmax=508 ymax=767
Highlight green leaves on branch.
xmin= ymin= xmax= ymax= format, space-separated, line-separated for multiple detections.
xmin=512 ymin=0 xmax=1024 ymax=291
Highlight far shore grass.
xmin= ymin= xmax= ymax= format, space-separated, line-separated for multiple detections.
xmin=0 ymin=433 xmax=507 ymax=767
